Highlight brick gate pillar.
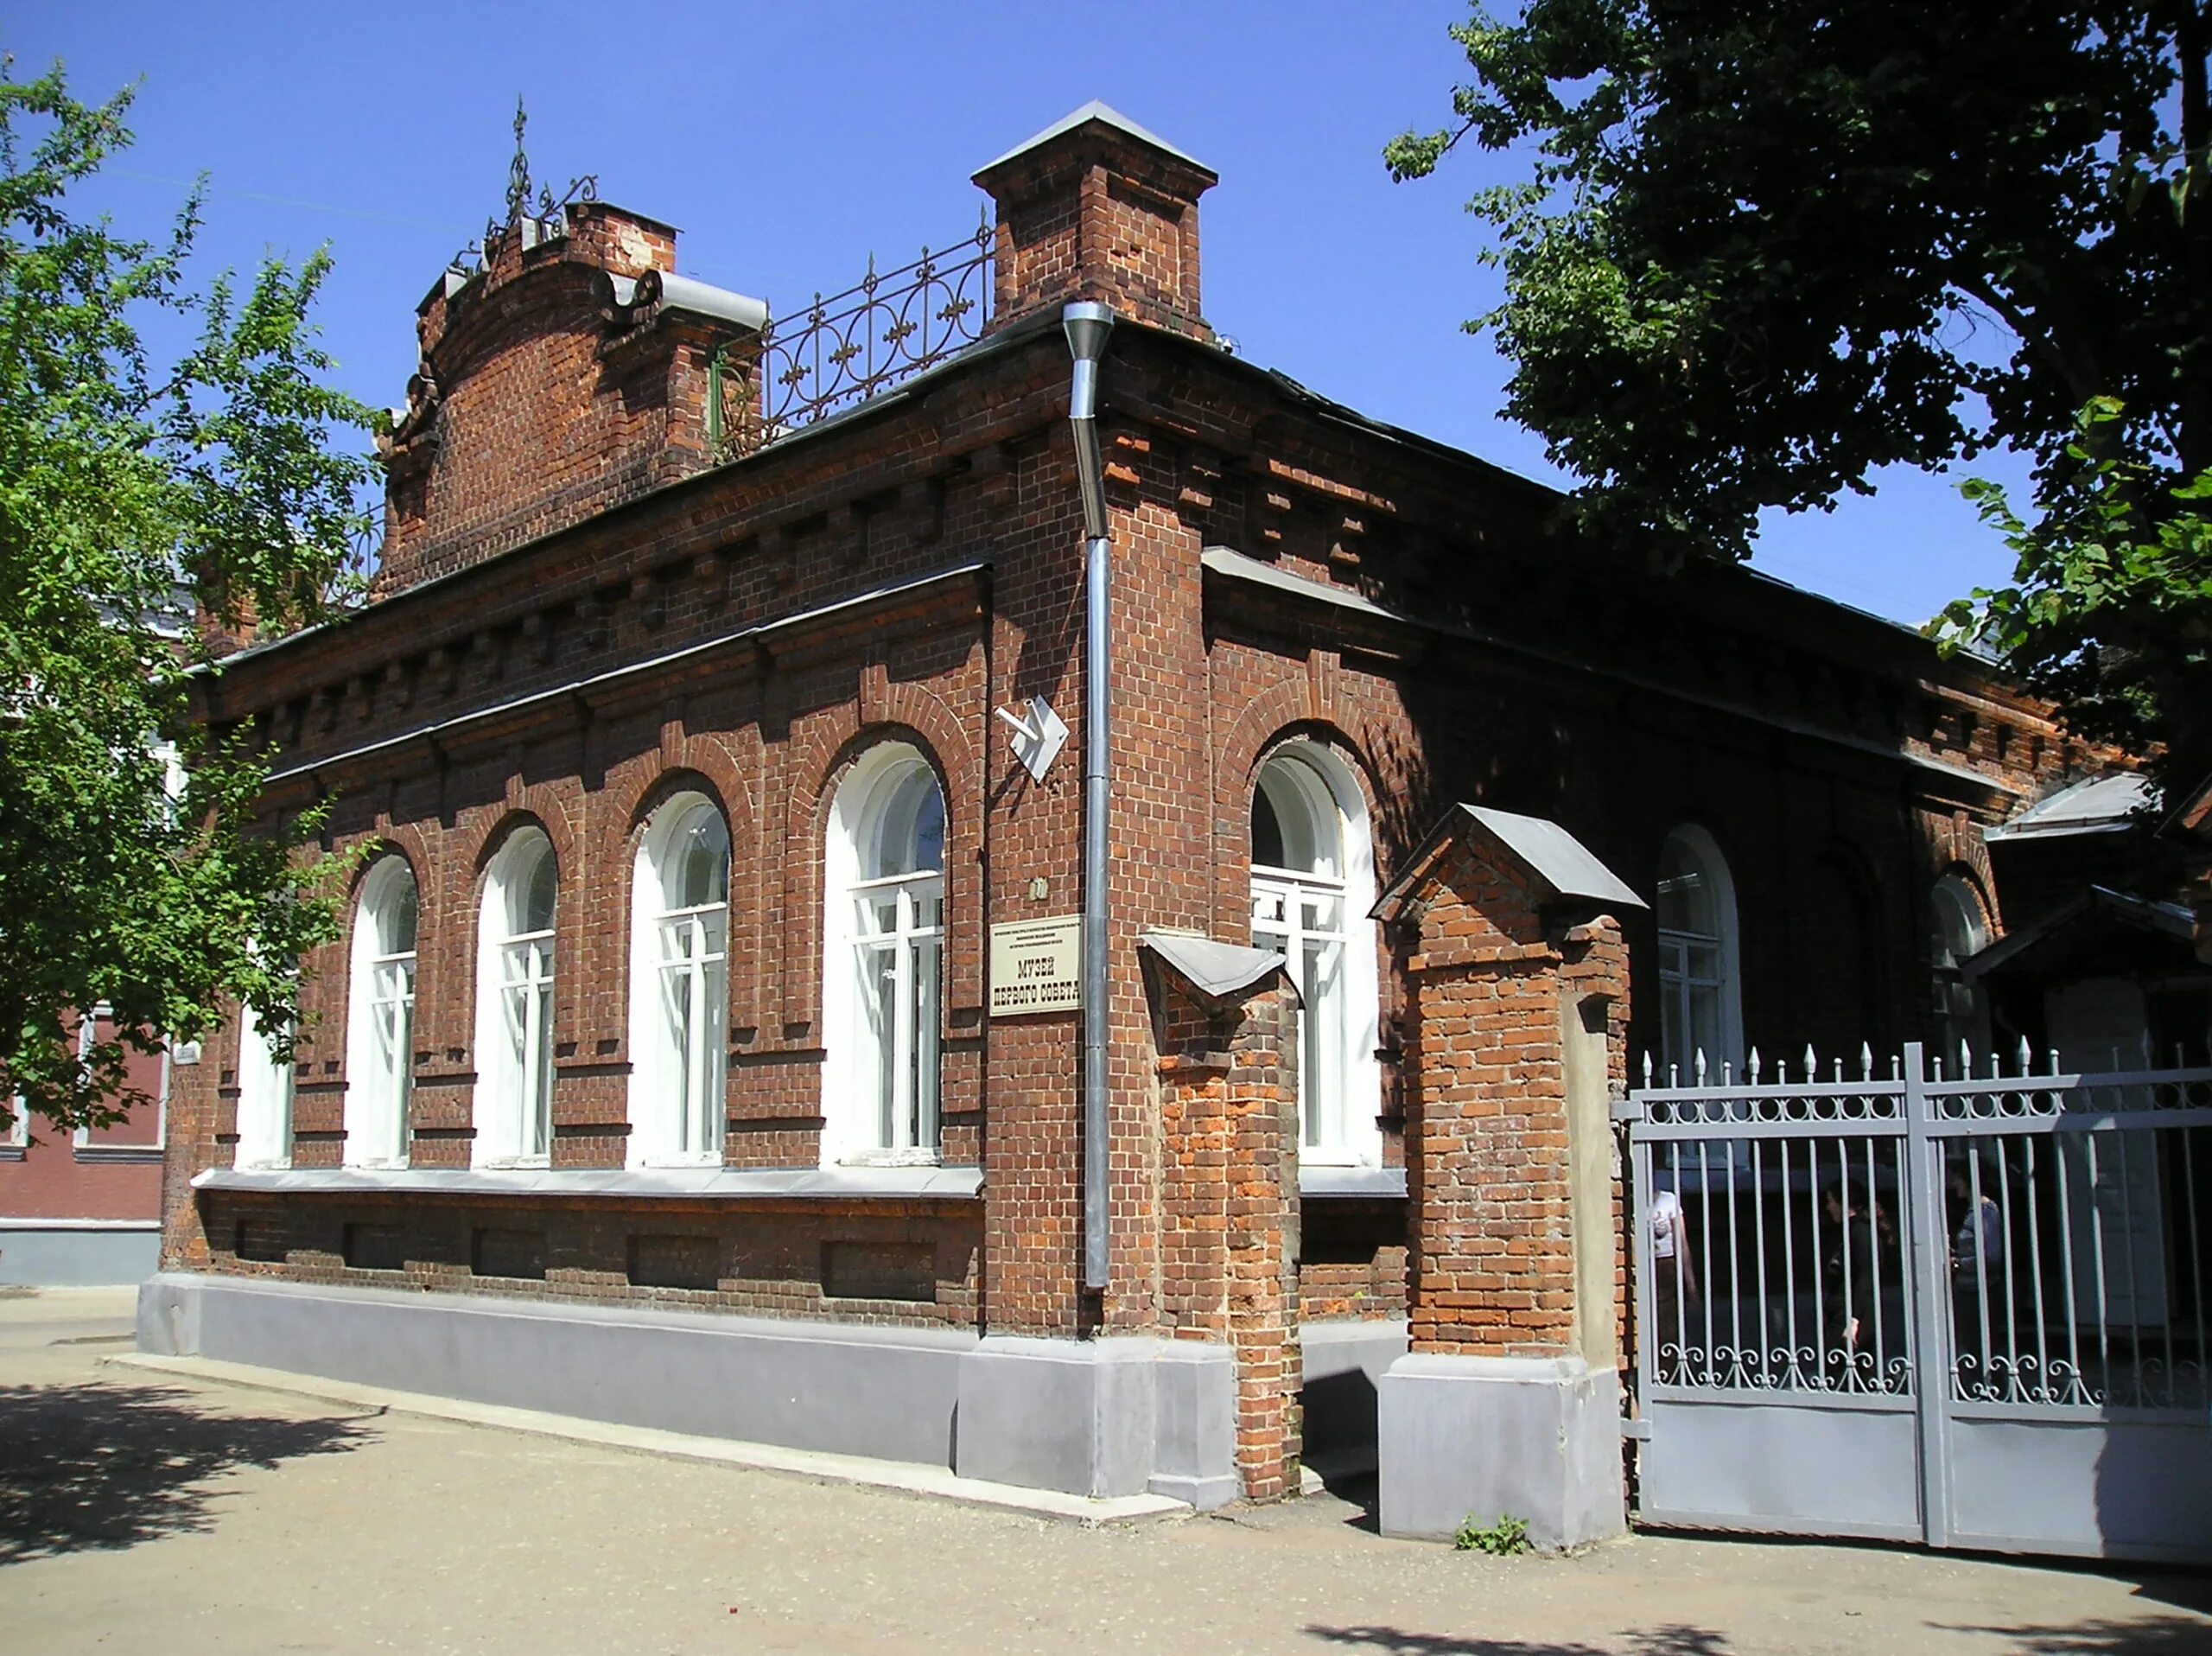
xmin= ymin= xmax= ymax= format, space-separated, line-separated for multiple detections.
xmin=1144 ymin=933 xmax=1301 ymax=1504
xmin=1367 ymin=806 xmax=1642 ymax=1546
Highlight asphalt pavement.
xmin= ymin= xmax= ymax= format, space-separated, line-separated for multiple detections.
xmin=1 ymin=1287 xmax=2205 ymax=1654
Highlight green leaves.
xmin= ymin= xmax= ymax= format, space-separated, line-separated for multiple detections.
xmin=1938 ymin=399 xmax=2212 ymax=770
xmin=1395 ymin=2 xmax=2212 ymax=780
xmin=0 ymin=61 xmax=372 ymax=1133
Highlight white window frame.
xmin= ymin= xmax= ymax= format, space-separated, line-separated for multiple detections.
xmin=1249 ymin=742 xmax=1382 ymax=1168
xmin=1655 ymin=825 xmax=1744 ymax=1080
xmin=626 ymin=794 xmax=728 ymax=1169
xmin=233 ymin=1003 xmax=295 ymax=1170
xmin=473 ymin=826 xmax=557 ymax=1167
xmin=70 ymin=1002 xmax=169 ymax=1162
xmin=822 ymin=744 xmax=947 ymax=1166
xmin=344 ymin=856 xmax=417 ymax=1168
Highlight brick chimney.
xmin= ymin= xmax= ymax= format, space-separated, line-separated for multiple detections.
xmin=972 ymin=102 xmax=1217 ymax=340
xmin=372 ymin=197 xmax=766 ymax=596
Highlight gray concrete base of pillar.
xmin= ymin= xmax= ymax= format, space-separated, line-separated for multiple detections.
xmin=952 ymin=1333 xmax=1238 ymax=1508
xmin=1376 ymin=1352 xmax=1625 ymax=1548
xmin=137 ymin=1274 xmax=1243 ymax=1508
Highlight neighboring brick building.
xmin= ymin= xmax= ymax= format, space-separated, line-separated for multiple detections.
xmin=141 ymin=104 xmax=2094 ymax=1538
xmin=3 ymin=1014 xmax=169 ymax=1284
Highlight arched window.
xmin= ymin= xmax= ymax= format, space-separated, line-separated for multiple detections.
xmin=1249 ymin=743 xmax=1381 ymax=1165
xmin=474 ymin=826 xmax=556 ymax=1165
xmin=627 ymin=793 xmax=728 ymax=1166
xmin=823 ymin=744 xmax=945 ymax=1162
xmin=1655 ymin=825 xmax=1743 ymax=1079
xmin=1929 ymin=872 xmax=1990 ymax=1067
xmin=344 ymin=856 xmax=417 ymax=1167
xmin=233 ymin=1004 xmax=294 ymax=1170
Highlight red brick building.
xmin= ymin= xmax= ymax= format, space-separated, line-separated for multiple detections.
xmin=142 ymin=105 xmax=2092 ymax=1537
xmin=3 ymin=1014 xmax=169 ymax=1284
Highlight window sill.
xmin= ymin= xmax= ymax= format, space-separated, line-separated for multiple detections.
xmin=1299 ymin=1166 xmax=1407 ymax=1199
xmin=193 ymin=1164 xmax=984 ymax=1201
xmin=72 ymin=1144 xmax=167 ymax=1165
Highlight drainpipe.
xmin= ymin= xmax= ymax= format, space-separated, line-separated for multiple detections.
xmin=1064 ymin=300 xmax=1115 ymax=1295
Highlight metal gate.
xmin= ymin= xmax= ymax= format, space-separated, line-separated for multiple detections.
xmin=1619 ymin=1041 xmax=2212 ymax=1562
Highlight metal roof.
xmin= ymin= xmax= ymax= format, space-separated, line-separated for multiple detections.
xmin=1465 ymin=806 xmax=1646 ymax=908
xmin=1986 ymin=772 xmax=2153 ymax=842
xmin=1139 ymin=930 xmax=1296 ymax=1006
xmin=1373 ymin=804 xmax=1645 ymax=918
xmin=1961 ymin=884 xmax=2196 ymax=981
xmin=975 ymin=100 xmax=1213 ymax=178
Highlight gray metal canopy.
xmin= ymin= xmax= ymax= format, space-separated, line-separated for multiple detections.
xmin=1372 ymin=804 xmax=1644 ymax=921
xmin=1139 ymin=931 xmax=1298 ymax=1009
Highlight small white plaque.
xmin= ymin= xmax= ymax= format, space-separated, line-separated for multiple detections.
xmin=989 ymin=914 xmax=1084 ymax=1016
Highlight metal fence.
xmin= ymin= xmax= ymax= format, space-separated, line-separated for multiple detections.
xmin=1620 ymin=1041 xmax=2212 ymax=1562
xmin=708 ymin=219 xmax=995 ymax=459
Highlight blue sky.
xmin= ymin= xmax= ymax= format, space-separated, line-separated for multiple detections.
xmin=11 ymin=1 xmax=2031 ymax=628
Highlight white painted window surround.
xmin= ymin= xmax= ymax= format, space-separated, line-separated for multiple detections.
xmin=822 ymin=743 xmax=946 ymax=1166
xmin=1655 ymin=825 xmax=1744 ymax=1080
xmin=474 ymin=827 xmax=557 ymax=1167
xmin=68 ymin=1003 xmax=171 ymax=1158
xmin=1249 ymin=742 xmax=1382 ymax=1167
xmin=344 ymin=857 xmax=418 ymax=1168
xmin=627 ymin=794 xmax=729 ymax=1168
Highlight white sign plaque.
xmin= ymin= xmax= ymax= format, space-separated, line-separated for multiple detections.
xmin=989 ymin=914 xmax=1084 ymax=1016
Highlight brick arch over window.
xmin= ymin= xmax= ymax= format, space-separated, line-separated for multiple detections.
xmin=1213 ymin=695 xmax=1392 ymax=940
xmin=594 ymin=731 xmax=760 ymax=1052
xmin=780 ymin=681 xmax=979 ymax=1033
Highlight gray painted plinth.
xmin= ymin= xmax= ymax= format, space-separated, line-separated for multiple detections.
xmin=1377 ymin=1352 xmax=1625 ymax=1548
xmin=140 ymin=1273 xmax=971 ymax=1467
xmin=138 ymin=1274 xmax=1243 ymax=1506
xmin=0 ymin=1225 xmax=159 ymax=1286
xmin=953 ymin=1334 xmax=1238 ymax=1508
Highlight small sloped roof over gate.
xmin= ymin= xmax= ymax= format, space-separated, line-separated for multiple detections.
xmin=1370 ymin=804 xmax=1644 ymax=923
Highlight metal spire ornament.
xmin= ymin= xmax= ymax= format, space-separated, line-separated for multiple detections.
xmin=506 ymin=96 xmax=532 ymax=224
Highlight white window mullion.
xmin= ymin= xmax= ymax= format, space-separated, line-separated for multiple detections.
xmin=892 ymin=887 xmax=916 ymax=1150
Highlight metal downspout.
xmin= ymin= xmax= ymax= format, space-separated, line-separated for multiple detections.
xmin=1064 ymin=301 xmax=1116 ymax=1294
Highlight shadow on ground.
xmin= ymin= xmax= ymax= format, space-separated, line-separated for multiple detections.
xmin=0 ymin=1381 xmax=373 ymax=1564
xmin=1932 ymin=1618 xmax=2212 ymax=1653
xmin=1305 ymin=1627 xmax=1729 ymax=1654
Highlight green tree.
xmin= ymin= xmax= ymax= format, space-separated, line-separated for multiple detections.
xmin=1388 ymin=3 xmax=2212 ymax=784
xmin=0 ymin=61 xmax=373 ymax=1136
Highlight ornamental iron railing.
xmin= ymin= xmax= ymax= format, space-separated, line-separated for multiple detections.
xmin=709 ymin=216 xmax=995 ymax=459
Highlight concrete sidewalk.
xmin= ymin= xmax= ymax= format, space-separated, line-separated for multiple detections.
xmin=3 ymin=1289 xmax=2206 ymax=1655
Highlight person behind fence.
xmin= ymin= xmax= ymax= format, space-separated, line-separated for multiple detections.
xmin=1649 ymin=1181 xmax=1699 ymax=1379
xmin=1948 ymin=1161 xmax=2006 ymax=1391
xmin=1822 ymin=1180 xmax=1878 ymax=1386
